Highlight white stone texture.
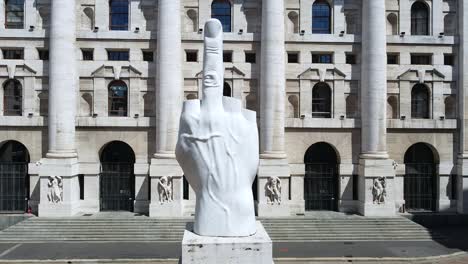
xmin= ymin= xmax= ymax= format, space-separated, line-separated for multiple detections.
xmin=361 ymin=0 xmax=388 ymax=158
xmin=155 ymin=0 xmax=182 ymax=158
xmin=47 ymin=0 xmax=77 ymax=158
xmin=175 ymin=20 xmax=259 ymax=236
xmin=181 ymin=221 xmax=273 ymax=264
xmin=38 ymin=158 xmax=80 ymax=217
xmin=259 ymin=0 xmax=286 ymax=158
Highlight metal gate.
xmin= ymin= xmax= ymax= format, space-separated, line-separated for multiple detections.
xmin=304 ymin=163 xmax=338 ymax=211
xmin=404 ymin=163 xmax=436 ymax=212
xmin=100 ymin=162 xmax=134 ymax=211
xmin=0 ymin=163 xmax=28 ymax=212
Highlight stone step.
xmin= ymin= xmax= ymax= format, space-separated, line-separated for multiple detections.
xmin=0 ymin=216 xmax=442 ymax=242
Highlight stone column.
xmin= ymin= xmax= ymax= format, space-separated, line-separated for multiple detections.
xmin=149 ymin=0 xmax=184 ymax=217
xmin=457 ymin=0 xmax=468 ymax=214
xmin=38 ymin=0 xmax=80 ymax=217
xmin=358 ymin=0 xmax=395 ymax=216
xmin=257 ymin=0 xmax=294 ymax=217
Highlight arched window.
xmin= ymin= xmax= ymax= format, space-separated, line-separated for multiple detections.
xmin=223 ymin=82 xmax=232 ymax=97
xmin=312 ymin=83 xmax=331 ymax=118
xmin=109 ymin=0 xmax=128 ymax=31
xmin=444 ymin=13 xmax=456 ymax=36
xmin=387 ymin=96 xmax=399 ymax=119
xmin=312 ymin=0 xmax=331 ymax=34
xmin=3 ymin=79 xmax=22 ymax=116
xmin=108 ymin=81 xmax=128 ymax=116
xmin=211 ymin=0 xmax=231 ymax=32
xmin=387 ymin=13 xmax=398 ymax=35
xmin=411 ymin=1 xmax=429 ymax=35
xmin=444 ymin=95 xmax=456 ymax=119
xmin=5 ymin=0 xmax=24 ymax=29
xmin=288 ymin=11 xmax=299 ymax=34
xmin=411 ymin=84 xmax=430 ymax=119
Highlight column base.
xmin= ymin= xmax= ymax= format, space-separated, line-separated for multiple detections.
xmin=358 ymin=158 xmax=396 ymax=217
xmin=149 ymin=158 xmax=184 ymax=217
xmin=181 ymin=221 xmax=273 ymax=264
xmin=38 ymin=158 xmax=80 ymax=217
xmin=257 ymin=158 xmax=299 ymax=216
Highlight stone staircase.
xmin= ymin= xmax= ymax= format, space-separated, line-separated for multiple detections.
xmin=261 ymin=217 xmax=444 ymax=242
xmin=0 ymin=215 xmax=443 ymax=242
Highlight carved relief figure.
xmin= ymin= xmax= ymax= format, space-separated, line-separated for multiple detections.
xmin=158 ymin=176 xmax=173 ymax=204
xmin=265 ymin=176 xmax=281 ymax=204
xmin=372 ymin=177 xmax=386 ymax=204
xmin=47 ymin=176 xmax=63 ymax=203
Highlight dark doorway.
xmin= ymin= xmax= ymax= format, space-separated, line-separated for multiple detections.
xmin=404 ymin=143 xmax=437 ymax=212
xmin=100 ymin=141 xmax=135 ymax=211
xmin=0 ymin=141 xmax=30 ymax=213
xmin=304 ymin=142 xmax=339 ymax=211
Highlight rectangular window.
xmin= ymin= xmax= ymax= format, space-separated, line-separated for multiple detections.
xmin=38 ymin=49 xmax=49 ymax=60
xmin=107 ymin=50 xmax=129 ymax=61
xmin=411 ymin=54 xmax=432 ymax=65
xmin=142 ymin=50 xmax=153 ymax=62
xmin=444 ymin=54 xmax=454 ymax=66
xmin=186 ymin=50 xmax=198 ymax=62
xmin=5 ymin=0 xmax=24 ymax=29
xmin=287 ymin=52 xmax=299 ymax=63
xmin=387 ymin=54 xmax=399 ymax=65
xmin=345 ymin=54 xmax=356 ymax=64
xmin=245 ymin=52 xmax=256 ymax=63
xmin=82 ymin=49 xmax=94 ymax=61
xmin=109 ymin=0 xmax=129 ymax=30
xmin=2 ymin=48 xmax=24 ymax=60
xmin=223 ymin=51 xmax=233 ymax=62
xmin=312 ymin=53 xmax=333 ymax=63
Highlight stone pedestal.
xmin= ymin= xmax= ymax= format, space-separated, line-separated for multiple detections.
xmin=257 ymin=159 xmax=294 ymax=217
xmin=181 ymin=221 xmax=273 ymax=264
xmin=38 ymin=158 xmax=80 ymax=217
xmin=358 ymin=158 xmax=396 ymax=216
xmin=149 ymin=158 xmax=184 ymax=217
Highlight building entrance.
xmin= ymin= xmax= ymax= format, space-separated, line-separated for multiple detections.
xmin=404 ymin=143 xmax=437 ymax=212
xmin=304 ymin=142 xmax=339 ymax=211
xmin=100 ymin=141 xmax=135 ymax=211
xmin=0 ymin=141 xmax=29 ymax=213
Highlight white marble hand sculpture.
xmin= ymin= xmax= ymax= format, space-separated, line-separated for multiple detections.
xmin=175 ymin=19 xmax=259 ymax=237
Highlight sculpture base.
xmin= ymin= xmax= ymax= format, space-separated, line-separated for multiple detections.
xmin=181 ymin=221 xmax=273 ymax=264
xmin=38 ymin=158 xmax=80 ymax=217
xmin=358 ymin=158 xmax=396 ymax=216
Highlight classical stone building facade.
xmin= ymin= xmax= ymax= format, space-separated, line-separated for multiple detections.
xmin=0 ymin=0 xmax=467 ymax=217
